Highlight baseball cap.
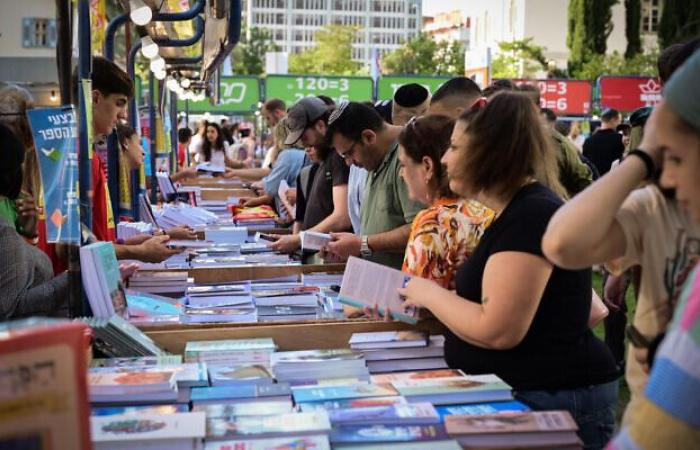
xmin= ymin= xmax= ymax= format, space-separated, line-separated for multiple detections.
xmin=284 ymin=97 xmax=328 ymax=145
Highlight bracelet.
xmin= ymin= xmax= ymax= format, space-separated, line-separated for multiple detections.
xmin=627 ymin=149 xmax=656 ymax=180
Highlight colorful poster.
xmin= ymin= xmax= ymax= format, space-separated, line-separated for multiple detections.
xmin=598 ymin=76 xmax=662 ymax=112
xmin=27 ymin=106 xmax=80 ymax=243
xmin=510 ymin=79 xmax=593 ymax=116
xmin=178 ymin=77 xmax=261 ymax=113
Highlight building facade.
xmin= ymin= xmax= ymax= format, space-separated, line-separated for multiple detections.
xmin=423 ymin=9 xmax=470 ymax=49
xmin=466 ymin=0 xmax=662 ymax=70
xmin=243 ymin=0 xmax=422 ymax=67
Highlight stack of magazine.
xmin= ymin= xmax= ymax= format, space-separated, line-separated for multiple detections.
xmin=79 ymin=315 xmax=169 ymax=357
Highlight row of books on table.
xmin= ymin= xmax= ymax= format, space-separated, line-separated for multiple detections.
xmin=0 ymin=319 xmax=583 ymax=450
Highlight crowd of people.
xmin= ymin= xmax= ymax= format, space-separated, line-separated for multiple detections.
xmin=0 ymin=37 xmax=699 ymax=449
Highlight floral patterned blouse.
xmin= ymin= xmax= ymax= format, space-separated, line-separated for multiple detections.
xmin=402 ymin=198 xmax=495 ymax=289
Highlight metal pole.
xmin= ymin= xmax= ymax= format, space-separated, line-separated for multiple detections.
xmin=170 ymin=91 xmax=178 ymax=172
xmin=104 ymin=13 xmax=129 ymax=61
xmin=106 ymin=132 xmax=120 ymax=221
xmin=149 ymin=71 xmax=158 ymax=203
xmin=55 ymin=0 xmax=72 ymax=103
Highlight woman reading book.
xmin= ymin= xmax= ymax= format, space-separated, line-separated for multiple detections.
xmin=397 ymin=114 xmax=494 ymax=289
xmin=396 ymin=92 xmax=619 ymax=450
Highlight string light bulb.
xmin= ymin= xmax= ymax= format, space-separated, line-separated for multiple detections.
xmin=140 ymin=36 xmax=159 ymax=59
xmin=129 ymin=0 xmax=152 ymax=26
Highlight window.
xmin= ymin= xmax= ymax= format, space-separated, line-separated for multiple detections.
xmin=22 ymin=18 xmax=56 ymax=48
xmin=641 ymin=0 xmax=661 ymax=33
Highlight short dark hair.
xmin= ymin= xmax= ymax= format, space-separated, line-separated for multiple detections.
xmin=454 ymin=91 xmax=564 ymax=199
xmin=178 ymin=127 xmax=193 ymax=144
xmin=431 ymin=77 xmax=481 ymax=104
xmin=91 ymin=56 xmax=134 ymax=98
xmin=518 ymin=83 xmax=541 ymax=105
xmin=264 ymin=98 xmax=286 ymax=112
xmin=326 ymin=102 xmax=384 ymax=145
xmin=398 ymin=115 xmax=456 ymax=197
xmin=554 ymin=120 xmax=571 ymax=136
xmin=116 ymin=123 xmax=137 ymax=148
xmin=657 ymin=37 xmax=700 ymax=84
xmin=0 ymin=123 xmax=25 ymax=200
xmin=316 ymin=95 xmax=335 ymax=107
xmin=541 ymin=107 xmax=557 ymax=123
xmin=483 ymin=80 xmax=515 ymax=98
xmin=601 ymin=108 xmax=621 ymax=122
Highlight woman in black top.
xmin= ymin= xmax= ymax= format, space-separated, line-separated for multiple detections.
xmin=398 ymin=92 xmax=618 ymax=450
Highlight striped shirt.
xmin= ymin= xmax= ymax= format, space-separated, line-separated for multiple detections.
xmin=607 ymin=263 xmax=700 ymax=449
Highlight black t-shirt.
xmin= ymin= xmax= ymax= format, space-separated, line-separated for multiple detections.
xmin=301 ymin=152 xmax=350 ymax=231
xmin=294 ymin=164 xmax=318 ymax=226
xmin=445 ymin=182 xmax=618 ymax=391
xmin=582 ymin=129 xmax=624 ymax=176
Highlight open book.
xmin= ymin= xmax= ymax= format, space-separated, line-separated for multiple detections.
xmin=339 ymin=257 xmax=416 ymax=324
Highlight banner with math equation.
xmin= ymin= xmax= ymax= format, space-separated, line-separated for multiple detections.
xmin=27 ymin=106 xmax=80 ymax=243
xmin=510 ymin=79 xmax=592 ymax=116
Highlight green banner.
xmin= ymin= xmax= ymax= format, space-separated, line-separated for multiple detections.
xmin=265 ymin=75 xmax=373 ymax=105
xmin=179 ymin=76 xmax=261 ymax=113
xmin=377 ymin=76 xmax=452 ymax=100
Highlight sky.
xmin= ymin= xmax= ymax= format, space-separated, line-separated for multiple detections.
xmin=422 ymin=0 xmax=465 ymax=17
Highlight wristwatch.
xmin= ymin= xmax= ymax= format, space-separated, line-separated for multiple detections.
xmin=360 ymin=235 xmax=373 ymax=258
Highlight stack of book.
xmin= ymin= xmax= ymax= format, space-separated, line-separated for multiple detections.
xmin=80 ymin=315 xmax=169 ymax=357
xmin=189 ymin=253 xmax=294 ymax=269
xmin=191 ymin=383 xmax=293 ymax=407
xmin=292 ymin=382 xmax=400 ymax=408
xmin=205 ymin=410 xmax=332 ymax=443
xmin=155 ymin=202 xmax=219 ymax=228
xmin=91 ymin=411 xmax=205 ymax=450
xmin=116 ymin=221 xmax=154 ymax=239
xmin=371 ymin=370 xmax=514 ymax=405
xmin=128 ymin=271 xmax=192 ymax=297
xmin=232 ymin=205 xmax=278 ymax=229
xmin=301 ymin=272 xmax=344 ymax=287
xmin=204 ymin=435 xmax=331 ymax=450
xmin=89 ymin=361 xmax=209 ymax=389
xmin=186 ymin=338 xmax=278 ymax=385
xmin=252 ymin=284 xmax=321 ymax=322
xmin=271 ymin=349 xmax=370 ymax=385
xmin=88 ymin=367 xmax=179 ymax=405
xmin=204 ymin=226 xmax=248 ymax=244
xmin=349 ymin=331 xmax=448 ymax=374
xmin=445 ymin=410 xmax=582 ymax=449
xmin=186 ymin=283 xmax=253 ymax=307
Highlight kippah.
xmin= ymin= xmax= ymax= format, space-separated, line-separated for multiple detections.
xmin=393 ymin=83 xmax=430 ymax=107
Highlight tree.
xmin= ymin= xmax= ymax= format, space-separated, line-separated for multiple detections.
xmin=658 ymin=0 xmax=700 ymax=48
xmin=570 ymin=50 xmax=658 ymax=80
xmin=288 ymin=25 xmax=362 ymax=75
xmin=382 ymin=33 xmax=438 ymax=74
xmin=567 ymin=0 xmax=617 ymax=71
xmin=434 ymin=40 xmax=465 ymax=75
xmin=231 ymin=26 xmax=279 ymax=75
xmin=491 ymin=38 xmax=565 ymax=79
xmin=592 ymin=0 xmax=618 ymax=54
xmin=624 ymin=0 xmax=642 ymax=58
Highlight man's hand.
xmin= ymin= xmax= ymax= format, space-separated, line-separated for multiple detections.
xmin=16 ymin=192 xmax=39 ymax=237
xmin=269 ymin=234 xmax=301 ymax=253
xmin=285 ymin=188 xmax=297 ymax=206
xmin=124 ymin=234 xmax=153 ymax=245
xmin=323 ymin=232 xmax=361 ymax=262
xmin=134 ymin=235 xmax=182 ymax=263
xmin=166 ymin=225 xmax=197 ymax=240
xmin=239 ymin=197 xmax=263 ymax=208
xmin=119 ymin=262 xmax=139 ymax=283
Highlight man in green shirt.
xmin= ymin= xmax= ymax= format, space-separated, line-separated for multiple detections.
xmin=324 ymin=102 xmax=424 ymax=269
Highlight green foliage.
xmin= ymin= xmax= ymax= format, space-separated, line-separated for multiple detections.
xmin=491 ymin=38 xmax=564 ymax=79
xmin=658 ymin=0 xmax=700 ymax=48
xmin=570 ymin=50 xmax=658 ymax=80
xmin=567 ymin=0 xmax=618 ymax=72
xmin=382 ymin=33 xmax=465 ymax=76
xmin=288 ymin=25 xmax=362 ymax=75
xmin=232 ymin=26 xmax=279 ymax=75
xmin=624 ymin=0 xmax=642 ymax=58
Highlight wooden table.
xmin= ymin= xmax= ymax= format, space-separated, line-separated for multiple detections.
xmin=142 ymin=318 xmax=445 ymax=354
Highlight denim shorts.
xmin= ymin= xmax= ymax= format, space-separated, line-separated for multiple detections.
xmin=514 ymin=379 xmax=619 ymax=450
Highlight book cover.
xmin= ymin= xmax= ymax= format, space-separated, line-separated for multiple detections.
xmin=330 ymin=424 xmax=449 ymax=444
xmin=445 ymin=410 xmax=578 ymax=435
xmin=349 ymin=331 xmax=429 ymax=349
xmin=292 ymin=383 xmax=398 ymax=404
xmin=204 ymin=435 xmax=330 ymax=450
xmin=206 ymin=411 xmax=331 ymax=440
xmin=88 ymin=370 xmax=176 ymax=394
xmin=191 ymin=383 xmax=292 ymax=402
xmin=90 ymin=355 xmax=183 ymax=368
xmin=91 ymin=404 xmax=188 ymax=416
xmin=209 ymin=364 xmax=274 ymax=386
xmin=272 ymin=349 xmax=363 ymax=365
xmin=186 ymin=338 xmax=276 ymax=356
xmin=371 ymin=369 xmax=465 ymax=385
xmin=300 ymin=231 xmax=332 ymax=251
xmin=91 ymin=412 xmax=205 ymax=442
xmin=435 ymin=401 xmax=530 ymax=420
xmin=328 ymin=402 xmax=440 ymax=425
xmin=187 ymin=283 xmax=251 ymax=296
xmin=390 ymin=375 xmax=511 ymax=397
xmin=192 ymin=401 xmax=294 ymax=419
xmin=298 ymin=396 xmax=408 ymax=412
xmin=0 ymin=320 xmax=91 ymax=450
xmin=90 ymin=363 xmax=208 ymax=387
xmin=335 ymin=441 xmax=461 ymax=450
xmin=93 ymin=242 xmax=128 ymax=318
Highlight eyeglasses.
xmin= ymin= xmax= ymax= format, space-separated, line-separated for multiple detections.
xmin=338 ymin=139 xmax=360 ymax=160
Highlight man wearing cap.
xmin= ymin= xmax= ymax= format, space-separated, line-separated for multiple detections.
xmin=323 ymin=101 xmax=424 ymax=269
xmin=268 ymin=97 xmax=351 ymax=253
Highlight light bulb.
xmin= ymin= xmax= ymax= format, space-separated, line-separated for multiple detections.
xmin=166 ymin=78 xmax=180 ymax=93
xmin=180 ymin=78 xmax=191 ymax=89
xmin=140 ymin=36 xmax=159 ymax=59
xmin=129 ymin=0 xmax=152 ymax=26
xmin=149 ymin=56 xmax=165 ymax=72
xmin=154 ymin=69 xmax=166 ymax=80
xmin=181 ymin=91 xmax=194 ymax=101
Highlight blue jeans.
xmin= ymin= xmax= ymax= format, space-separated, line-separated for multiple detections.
xmin=514 ymin=379 xmax=618 ymax=450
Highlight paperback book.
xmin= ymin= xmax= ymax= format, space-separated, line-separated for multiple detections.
xmin=327 ymin=402 xmax=440 ymax=426
xmin=329 ymin=424 xmax=450 ymax=445
xmin=292 ymin=383 xmax=398 ymax=404
xmin=206 ymin=411 xmax=331 ymax=441
xmin=91 ymin=411 xmax=205 ymax=449
xmin=204 ymin=435 xmax=330 ymax=450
